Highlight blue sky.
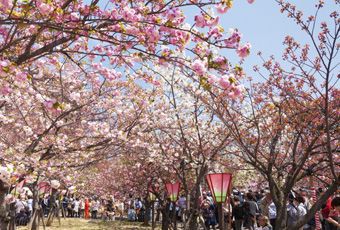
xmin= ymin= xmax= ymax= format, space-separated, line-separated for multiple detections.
xmin=217 ymin=0 xmax=336 ymax=77
xmin=90 ymin=0 xmax=337 ymax=83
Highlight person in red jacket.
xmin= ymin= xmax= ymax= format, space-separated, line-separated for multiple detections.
xmin=325 ymin=197 xmax=340 ymax=230
xmin=84 ymin=198 xmax=90 ymax=219
xmin=322 ymin=197 xmax=333 ymax=220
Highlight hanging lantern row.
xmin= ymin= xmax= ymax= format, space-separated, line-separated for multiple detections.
xmin=149 ymin=173 xmax=232 ymax=203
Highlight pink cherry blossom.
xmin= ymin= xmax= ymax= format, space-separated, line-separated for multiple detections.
xmin=237 ymin=42 xmax=251 ymax=58
xmin=194 ymin=14 xmax=206 ymax=28
xmin=37 ymin=3 xmax=54 ymax=15
xmin=0 ymin=85 xmax=12 ymax=95
xmin=0 ymin=0 xmax=12 ymax=11
xmin=191 ymin=59 xmax=207 ymax=76
xmin=224 ymin=29 xmax=242 ymax=48
xmin=207 ymin=74 xmax=218 ymax=84
xmin=208 ymin=26 xmax=224 ymax=39
xmin=216 ymin=4 xmax=229 ymax=14
xmin=43 ymin=100 xmax=55 ymax=109
xmin=70 ymin=12 xmax=79 ymax=21
xmin=219 ymin=77 xmax=231 ymax=89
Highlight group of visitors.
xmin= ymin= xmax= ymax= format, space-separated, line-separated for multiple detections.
xmin=13 ymin=186 xmax=339 ymax=229
xmin=14 ymin=193 xmax=121 ymax=226
xmin=60 ymin=195 xmax=118 ymax=221
xmin=125 ymin=194 xmax=187 ymax=223
xmin=122 ymin=187 xmax=339 ymax=230
xmin=126 ymin=196 xmax=145 ymax=221
xmin=61 ymin=196 xmax=100 ymax=218
xmin=14 ymin=194 xmax=33 ymax=226
xmin=198 ymin=187 xmax=340 ymax=230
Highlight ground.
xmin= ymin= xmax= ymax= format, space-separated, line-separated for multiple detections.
xmin=17 ymin=218 xmax=161 ymax=230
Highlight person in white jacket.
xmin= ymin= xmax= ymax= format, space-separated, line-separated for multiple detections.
xmin=268 ymin=202 xmax=276 ymax=229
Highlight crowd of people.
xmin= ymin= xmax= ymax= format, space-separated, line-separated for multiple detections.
xmin=198 ymin=188 xmax=340 ymax=230
xmin=14 ymin=193 xmax=121 ymax=226
xmin=122 ymin=187 xmax=340 ymax=230
xmin=12 ymin=187 xmax=339 ymax=230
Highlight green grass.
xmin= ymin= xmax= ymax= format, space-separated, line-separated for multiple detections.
xmin=17 ymin=218 xmax=161 ymax=230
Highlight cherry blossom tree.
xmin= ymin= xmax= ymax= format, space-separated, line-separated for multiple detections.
xmin=0 ymin=0 xmax=251 ymax=84
xmin=0 ymin=56 xmax=153 ymax=229
xmin=195 ymin=1 xmax=339 ymax=229
xmin=0 ymin=0 xmax=254 ymax=228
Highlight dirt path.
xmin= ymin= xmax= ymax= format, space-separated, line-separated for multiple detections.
xmin=17 ymin=218 xmax=161 ymax=230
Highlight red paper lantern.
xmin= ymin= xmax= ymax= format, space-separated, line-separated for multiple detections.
xmin=206 ymin=173 xmax=232 ymax=203
xmin=165 ymin=182 xmax=180 ymax=202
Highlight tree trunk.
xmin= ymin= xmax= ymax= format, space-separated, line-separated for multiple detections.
xmin=8 ymin=203 xmax=16 ymax=230
xmin=46 ymin=189 xmax=57 ymax=226
xmin=30 ymin=183 xmax=40 ymax=230
xmin=187 ymin=165 xmax=207 ymax=230
xmin=187 ymin=203 xmax=199 ymax=229
xmin=0 ymin=181 xmax=10 ymax=230
xmin=142 ymin=196 xmax=150 ymax=226
xmin=161 ymin=202 xmax=171 ymax=230
xmin=275 ymin=202 xmax=288 ymax=230
xmin=187 ymin=183 xmax=201 ymax=230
